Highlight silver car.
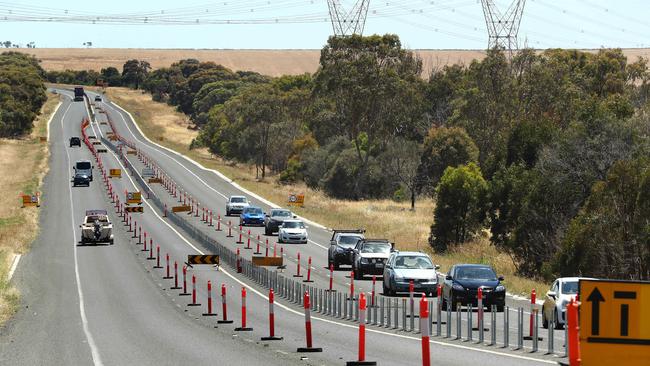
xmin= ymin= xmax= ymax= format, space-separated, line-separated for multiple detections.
xmin=226 ymin=195 xmax=250 ymax=216
xmin=383 ymin=251 xmax=440 ymax=296
xmin=542 ymin=277 xmax=594 ymax=329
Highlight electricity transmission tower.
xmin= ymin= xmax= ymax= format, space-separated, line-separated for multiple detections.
xmin=327 ymin=0 xmax=370 ymax=36
xmin=480 ymin=0 xmax=526 ymax=57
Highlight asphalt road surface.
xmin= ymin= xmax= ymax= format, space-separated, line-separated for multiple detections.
xmin=0 ymin=88 xmax=563 ymax=366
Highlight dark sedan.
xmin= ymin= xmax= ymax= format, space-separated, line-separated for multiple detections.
xmin=442 ymin=264 xmax=506 ymax=311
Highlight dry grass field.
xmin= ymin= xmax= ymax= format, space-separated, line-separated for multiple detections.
xmin=105 ymin=86 xmax=547 ymax=295
xmin=27 ymin=48 xmax=650 ymax=77
xmin=0 ymin=93 xmax=60 ymax=323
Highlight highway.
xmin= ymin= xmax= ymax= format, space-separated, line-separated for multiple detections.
xmin=0 ymin=87 xmax=561 ymax=365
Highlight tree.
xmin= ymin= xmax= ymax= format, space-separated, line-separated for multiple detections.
xmin=429 ymin=163 xmax=488 ymax=252
xmin=383 ymin=138 xmax=423 ymax=209
xmin=122 ymin=59 xmax=151 ymax=89
xmin=554 ymin=159 xmax=650 ymax=280
xmin=100 ymin=66 xmax=122 ymax=86
xmin=2 ymin=41 xmax=10 ymax=48
xmin=417 ymin=126 xmax=479 ymax=196
xmin=313 ymin=34 xmax=425 ymax=199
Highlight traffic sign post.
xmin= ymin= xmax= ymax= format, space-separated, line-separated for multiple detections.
xmin=579 ymin=279 xmax=650 ymax=366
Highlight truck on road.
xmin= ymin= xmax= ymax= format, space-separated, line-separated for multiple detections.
xmin=74 ymin=86 xmax=84 ymax=101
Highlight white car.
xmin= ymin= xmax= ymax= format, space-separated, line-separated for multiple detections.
xmin=79 ymin=210 xmax=114 ymax=245
xmin=278 ymin=219 xmax=308 ymax=244
xmin=226 ymin=195 xmax=250 ymax=216
xmin=542 ymin=277 xmax=594 ymax=329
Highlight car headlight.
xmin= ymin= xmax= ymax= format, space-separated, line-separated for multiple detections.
xmin=360 ymin=258 xmax=369 ymax=264
xmin=429 ymin=277 xmax=438 ymax=284
xmin=495 ymin=285 xmax=505 ymax=292
xmin=452 ymin=284 xmax=465 ymax=291
xmin=394 ymin=275 xmax=404 ymax=282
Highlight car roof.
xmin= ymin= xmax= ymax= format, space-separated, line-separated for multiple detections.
xmin=244 ymin=206 xmax=262 ymax=210
xmin=271 ymin=208 xmax=291 ymax=213
xmin=230 ymin=195 xmax=247 ymax=199
xmin=360 ymin=239 xmax=390 ymax=243
xmin=282 ymin=219 xmax=303 ymax=223
xmin=76 ymin=159 xmax=91 ymax=163
xmin=454 ymin=264 xmax=494 ymax=269
xmin=393 ymin=251 xmax=429 ymax=257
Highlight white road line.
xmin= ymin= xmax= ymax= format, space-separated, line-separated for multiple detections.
xmin=61 ymin=99 xmax=104 ymax=366
xmin=7 ymin=254 xmax=21 ymax=281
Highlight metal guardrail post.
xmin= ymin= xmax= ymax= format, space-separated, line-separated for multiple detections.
xmin=478 ymin=304 xmax=484 ymax=344
xmin=490 ymin=305 xmax=496 ymax=346
xmin=402 ymin=298 xmax=407 ymax=331
xmin=456 ymin=305 xmax=462 ymax=340
xmin=428 ymin=300 xmax=434 ymax=336
xmin=393 ymin=298 xmax=399 ymax=329
xmin=410 ymin=295 xmax=415 ymax=332
xmin=436 ymin=297 xmax=442 ymax=336
xmin=446 ymin=305 xmax=452 ymax=338
xmin=354 ymin=295 xmax=359 ymax=321
xmin=532 ymin=309 xmax=539 ymax=352
xmin=379 ymin=296 xmax=384 ymax=327
xmin=564 ymin=321 xmax=568 ymax=358
xmin=504 ymin=306 xmax=509 ymax=348
xmin=547 ymin=316 xmax=554 ymax=354
xmin=517 ymin=307 xmax=524 ymax=350
xmin=344 ymin=296 xmax=348 ymax=319
xmin=467 ymin=304 xmax=473 ymax=342
xmin=373 ymin=301 xmax=378 ymax=326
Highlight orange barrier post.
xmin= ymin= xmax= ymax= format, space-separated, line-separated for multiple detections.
xmin=261 ymin=289 xmax=283 ymax=341
xmin=179 ymin=266 xmax=189 ymax=296
xmin=163 ymin=253 xmax=172 ymax=279
xmin=217 ymin=284 xmax=234 ymax=324
xmin=328 ymin=264 xmax=335 ymax=292
xmin=346 ymin=293 xmax=376 ymax=365
xmin=297 ymin=291 xmax=322 ymax=352
xmin=294 ymin=252 xmax=303 ymax=278
xmin=216 ymin=215 xmax=222 ymax=231
xmin=234 ymin=287 xmax=253 ymax=331
xmin=153 ymin=245 xmax=162 ymax=269
xmin=567 ymin=298 xmax=581 ymax=366
xmin=147 ymin=239 xmax=154 ymax=260
xmin=304 ymin=256 xmax=314 ymax=283
xmin=170 ymin=261 xmax=181 ymax=289
xmin=246 ymin=230 xmax=252 ymax=249
xmin=350 ymin=271 xmax=355 ymax=300
xmin=188 ymin=274 xmax=201 ymax=306
xmin=236 ymin=226 xmax=243 ymax=244
xmin=202 ymin=281 xmax=217 ymax=316
xmin=236 ymin=248 xmax=242 ymax=273
xmin=421 ymin=295 xmax=431 ymax=366
xmin=227 ymin=221 xmax=232 ymax=237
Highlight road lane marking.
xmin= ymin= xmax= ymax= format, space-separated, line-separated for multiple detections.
xmin=61 ymin=99 xmax=104 ymax=366
xmin=7 ymin=254 xmax=21 ymax=281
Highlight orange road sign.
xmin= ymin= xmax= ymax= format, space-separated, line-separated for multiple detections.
xmin=125 ymin=206 xmax=143 ymax=213
xmin=172 ymin=205 xmax=191 ymax=213
xmin=109 ymin=169 xmax=121 ymax=178
xmin=126 ymin=150 xmax=136 ymax=155
xmin=148 ymin=178 xmax=162 ymax=183
xmin=252 ymin=256 xmax=283 ymax=267
xmin=579 ymin=279 xmax=650 ymax=365
xmin=88 ymin=135 xmax=96 ymax=139
xmin=21 ymin=194 xmax=40 ymax=207
xmin=39 ymin=136 xmax=47 ymax=142
xmin=287 ymin=193 xmax=305 ymax=207
xmin=187 ymin=255 xmax=220 ymax=265
xmin=97 ymin=148 xmax=107 ymax=153
xmin=126 ymin=191 xmax=142 ymax=205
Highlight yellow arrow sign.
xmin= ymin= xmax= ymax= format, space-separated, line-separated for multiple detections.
xmin=579 ymin=279 xmax=650 ymax=365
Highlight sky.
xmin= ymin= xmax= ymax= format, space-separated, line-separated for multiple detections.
xmin=1 ymin=0 xmax=649 ymax=50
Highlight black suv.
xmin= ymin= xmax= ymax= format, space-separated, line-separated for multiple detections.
xmin=328 ymin=229 xmax=364 ymax=269
xmin=264 ymin=208 xmax=295 ymax=235
xmin=73 ymin=160 xmax=93 ymax=187
xmin=441 ymin=264 xmax=506 ymax=311
xmin=351 ymin=239 xmax=393 ymax=280
xmin=69 ymin=136 xmax=81 ymax=147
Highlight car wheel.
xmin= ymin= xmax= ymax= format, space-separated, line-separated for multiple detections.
xmin=441 ymin=297 xmax=448 ymax=311
xmin=226 ymin=209 xmax=230 ymax=216
xmin=110 ymin=239 xmax=114 ymax=245
xmin=265 ymin=227 xmax=271 ymax=236
xmin=383 ymin=283 xmax=391 ymax=296
xmin=450 ymin=296 xmax=457 ymax=311
xmin=354 ymin=270 xmax=362 ymax=280
xmin=496 ymin=304 xmax=504 ymax=313
xmin=554 ymin=309 xmax=563 ymax=330
xmin=333 ymin=259 xmax=340 ymax=270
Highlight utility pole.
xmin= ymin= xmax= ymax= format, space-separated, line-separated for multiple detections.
xmin=327 ymin=0 xmax=370 ymax=37
xmin=480 ymin=0 xmax=526 ymax=58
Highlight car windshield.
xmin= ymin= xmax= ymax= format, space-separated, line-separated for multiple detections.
xmin=244 ymin=207 xmax=262 ymax=214
xmin=561 ymin=281 xmax=578 ymax=294
xmin=360 ymin=243 xmax=391 ymax=254
xmin=230 ymin=197 xmax=246 ymax=203
xmin=76 ymin=162 xmax=91 ymax=169
xmin=455 ymin=267 xmax=497 ymax=281
xmin=393 ymin=255 xmax=434 ymax=269
xmin=456 ymin=267 xmax=497 ymax=281
xmin=86 ymin=216 xmax=108 ymax=223
xmin=272 ymin=210 xmax=292 ymax=217
xmin=282 ymin=221 xmax=304 ymax=229
xmin=338 ymin=235 xmax=362 ymax=247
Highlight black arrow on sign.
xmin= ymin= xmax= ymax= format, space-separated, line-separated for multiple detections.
xmin=587 ymin=287 xmax=605 ymax=336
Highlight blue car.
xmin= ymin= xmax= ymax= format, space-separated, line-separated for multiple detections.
xmin=240 ymin=206 xmax=265 ymax=226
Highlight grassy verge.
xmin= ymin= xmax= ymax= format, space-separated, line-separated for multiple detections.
xmin=0 ymin=92 xmax=60 ymax=324
xmin=104 ymin=87 xmax=549 ymax=296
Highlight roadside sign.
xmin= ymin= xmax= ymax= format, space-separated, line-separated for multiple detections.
xmin=92 ymin=141 xmax=101 ymax=145
xmin=186 ymin=255 xmax=220 ymax=265
xmin=142 ymin=168 xmax=155 ymax=177
xmin=108 ymin=135 xmax=118 ymax=141
xmin=39 ymin=136 xmax=47 ymax=143
xmin=172 ymin=205 xmax=192 ymax=213
xmin=126 ymin=191 xmax=142 ymax=205
xmin=21 ymin=193 xmax=40 ymax=207
xmin=148 ymin=177 xmax=162 ymax=183
xmin=579 ymin=279 xmax=650 ymax=365
xmin=126 ymin=150 xmax=136 ymax=155
xmin=252 ymin=256 xmax=283 ymax=267
xmin=125 ymin=206 xmax=143 ymax=213
xmin=109 ymin=169 xmax=122 ymax=178
xmin=88 ymin=135 xmax=96 ymax=139
xmin=287 ymin=193 xmax=305 ymax=207
xmin=97 ymin=148 xmax=107 ymax=153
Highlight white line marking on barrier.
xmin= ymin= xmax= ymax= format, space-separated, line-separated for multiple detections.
xmin=62 ymin=100 xmax=104 ymax=366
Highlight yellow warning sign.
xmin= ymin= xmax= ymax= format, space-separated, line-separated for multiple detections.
xmin=21 ymin=194 xmax=40 ymax=207
xmin=109 ymin=169 xmax=121 ymax=178
xmin=126 ymin=191 xmax=142 ymax=205
xmin=287 ymin=193 xmax=305 ymax=207
xmin=252 ymin=256 xmax=283 ymax=267
xmin=579 ymin=279 xmax=650 ymax=365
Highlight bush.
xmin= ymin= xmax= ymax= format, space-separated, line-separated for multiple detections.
xmin=429 ymin=163 xmax=488 ymax=252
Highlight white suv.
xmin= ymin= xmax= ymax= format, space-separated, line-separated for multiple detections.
xmin=226 ymin=195 xmax=250 ymax=216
